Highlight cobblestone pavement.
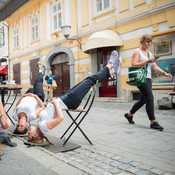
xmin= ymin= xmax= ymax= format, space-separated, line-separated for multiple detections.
xmin=1 ymin=99 xmax=175 ymax=175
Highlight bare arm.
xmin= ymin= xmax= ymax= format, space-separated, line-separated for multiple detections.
xmin=13 ymin=94 xmax=28 ymax=112
xmin=152 ymin=63 xmax=172 ymax=79
xmin=45 ymin=98 xmax=64 ymax=130
xmin=25 ymin=93 xmax=45 ymax=118
xmin=0 ymin=100 xmax=10 ymax=129
xmin=131 ymin=50 xmax=156 ymax=67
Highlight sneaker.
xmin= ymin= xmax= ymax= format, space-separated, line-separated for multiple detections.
xmin=150 ymin=121 xmax=164 ymax=131
xmin=108 ymin=50 xmax=121 ymax=75
xmin=41 ymin=65 xmax=46 ymax=76
xmin=37 ymin=61 xmax=42 ymax=70
xmin=124 ymin=113 xmax=135 ymax=124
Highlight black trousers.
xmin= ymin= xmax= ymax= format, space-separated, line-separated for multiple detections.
xmin=130 ymin=78 xmax=155 ymax=120
xmin=60 ymin=67 xmax=110 ymax=109
xmin=25 ymin=72 xmax=45 ymax=102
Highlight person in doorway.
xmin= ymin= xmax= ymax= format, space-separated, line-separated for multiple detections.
xmin=124 ymin=34 xmax=172 ymax=131
xmin=27 ymin=50 xmax=121 ymax=144
xmin=0 ymin=100 xmax=11 ymax=133
xmin=0 ymin=76 xmax=3 ymax=84
xmin=46 ymin=71 xmax=55 ymax=85
xmin=12 ymin=67 xmax=45 ymax=134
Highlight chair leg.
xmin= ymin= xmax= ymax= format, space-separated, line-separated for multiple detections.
xmin=63 ymin=111 xmax=93 ymax=146
xmin=60 ymin=111 xmax=83 ymax=139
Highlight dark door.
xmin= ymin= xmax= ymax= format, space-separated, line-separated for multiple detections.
xmin=98 ymin=47 xmax=117 ymax=97
xmin=30 ymin=58 xmax=39 ymax=85
xmin=51 ymin=62 xmax=70 ymax=97
xmin=13 ymin=63 xmax=21 ymax=85
xmin=13 ymin=63 xmax=21 ymax=94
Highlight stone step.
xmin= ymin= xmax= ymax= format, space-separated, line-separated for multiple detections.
xmin=95 ymin=97 xmax=125 ymax=102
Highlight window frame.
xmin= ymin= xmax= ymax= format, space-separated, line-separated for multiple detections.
xmin=31 ymin=16 xmax=39 ymax=42
xmin=0 ymin=26 xmax=4 ymax=47
xmin=94 ymin=0 xmax=111 ymax=15
xmin=52 ymin=1 xmax=62 ymax=33
xmin=13 ymin=27 xmax=19 ymax=49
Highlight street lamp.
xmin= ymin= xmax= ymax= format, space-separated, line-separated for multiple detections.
xmin=61 ymin=25 xmax=82 ymax=50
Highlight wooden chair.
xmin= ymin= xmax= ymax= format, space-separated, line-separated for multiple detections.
xmin=60 ymin=81 xmax=98 ymax=145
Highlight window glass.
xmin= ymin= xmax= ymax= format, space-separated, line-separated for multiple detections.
xmin=13 ymin=28 xmax=19 ymax=48
xmin=31 ymin=16 xmax=39 ymax=41
xmin=53 ymin=2 xmax=62 ymax=31
xmin=96 ymin=0 xmax=110 ymax=13
xmin=0 ymin=26 xmax=4 ymax=47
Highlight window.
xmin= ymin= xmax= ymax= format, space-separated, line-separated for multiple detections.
xmin=31 ymin=16 xmax=39 ymax=41
xmin=96 ymin=0 xmax=110 ymax=13
xmin=53 ymin=2 xmax=62 ymax=32
xmin=150 ymin=33 xmax=175 ymax=84
xmin=0 ymin=26 xmax=4 ymax=47
xmin=13 ymin=28 xmax=19 ymax=49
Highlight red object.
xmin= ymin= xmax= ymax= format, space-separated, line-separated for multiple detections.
xmin=0 ymin=65 xmax=7 ymax=74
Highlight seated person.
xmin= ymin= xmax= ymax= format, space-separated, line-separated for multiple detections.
xmin=27 ymin=50 xmax=121 ymax=144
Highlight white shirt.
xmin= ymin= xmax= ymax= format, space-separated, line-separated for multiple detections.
xmin=138 ymin=49 xmax=154 ymax=79
xmin=12 ymin=96 xmax=38 ymax=122
xmin=38 ymin=97 xmax=67 ymax=132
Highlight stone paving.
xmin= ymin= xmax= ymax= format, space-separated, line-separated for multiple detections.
xmin=1 ymin=98 xmax=175 ymax=175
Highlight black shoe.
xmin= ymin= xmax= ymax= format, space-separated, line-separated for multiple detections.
xmin=150 ymin=121 xmax=164 ymax=131
xmin=124 ymin=113 xmax=135 ymax=124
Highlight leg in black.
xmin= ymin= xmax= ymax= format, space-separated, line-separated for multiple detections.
xmin=131 ymin=79 xmax=155 ymax=120
xmin=32 ymin=72 xmax=45 ymax=102
xmin=60 ymin=67 xmax=110 ymax=109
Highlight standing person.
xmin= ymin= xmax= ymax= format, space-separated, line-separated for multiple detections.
xmin=12 ymin=69 xmax=45 ymax=134
xmin=27 ymin=50 xmax=121 ymax=144
xmin=0 ymin=76 xmax=3 ymax=84
xmin=124 ymin=34 xmax=172 ymax=131
xmin=47 ymin=71 xmax=55 ymax=85
xmin=0 ymin=100 xmax=11 ymax=133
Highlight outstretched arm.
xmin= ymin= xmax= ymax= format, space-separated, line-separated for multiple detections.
xmin=45 ymin=98 xmax=64 ymax=130
xmin=152 ymin=63 xmax=172 ymax=79
xmin=0 ymin=100 xmax=10 ymax=129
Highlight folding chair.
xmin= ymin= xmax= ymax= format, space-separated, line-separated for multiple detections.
xmin=60 ymin=81 xmax=98 ymax=146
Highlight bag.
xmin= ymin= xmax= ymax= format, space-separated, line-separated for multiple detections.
xmin=126 ymin=52 xmax=149 ymax=87
xmin=52 ymin=79 xmax=57 ymax=87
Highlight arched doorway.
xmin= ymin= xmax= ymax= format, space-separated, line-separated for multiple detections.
xmin=45 ymin=46 xmax=74 ymax=97
xmin=51 ymin=53 xmax=70 ymax=96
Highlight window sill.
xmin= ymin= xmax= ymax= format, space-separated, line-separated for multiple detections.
xmin=92 ymin=8 xmax=115 ymax=21
xmin=30 ymin=38 xmax=40 ymax=45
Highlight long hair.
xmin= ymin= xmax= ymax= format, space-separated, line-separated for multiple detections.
xmin=28 ymin=131 xmax=54 ymax=145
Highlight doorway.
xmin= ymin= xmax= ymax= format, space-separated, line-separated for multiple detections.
xmin=98 ymin=47 xmax=117 ymax=97
xmin=30 ymin=58 xmax=39 ymax=85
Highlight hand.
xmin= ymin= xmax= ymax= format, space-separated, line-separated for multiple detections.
xmin=164 ymin=72 xmax=172 ymax=79
xmin=51 ymin=97 xmax=57 ymax=104
xmin=24 ymin=93 xmax=36 ymax=97
xmin=148 ymin=57 xmax=156 ymax=63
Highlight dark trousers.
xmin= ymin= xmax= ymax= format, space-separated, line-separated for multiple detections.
xmin=130 ymin=78 xmax=155 ymax=120
xmin=60 ymin=67 xmax=110 ymax=109
xmin=26 ymin=72 xmax=45 ymax=102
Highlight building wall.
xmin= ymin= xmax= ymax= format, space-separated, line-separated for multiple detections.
xmin=4 ymin=0 xmax=175 ymax=99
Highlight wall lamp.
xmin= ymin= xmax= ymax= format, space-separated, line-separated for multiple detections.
xmin=61 ymin=25 xmax=82 ymax=50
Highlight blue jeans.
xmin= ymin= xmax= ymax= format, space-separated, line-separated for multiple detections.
xmin=26 ymin=72 xmax=45 ymax=102
xmin=130 ymin=78 xmax=155 ymax=120
xmin=60 ymin=66 xmax=110 ymax=109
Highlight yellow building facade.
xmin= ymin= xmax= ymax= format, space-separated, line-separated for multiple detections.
xmin=5 ymin=0 xmax=175 ymax=100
